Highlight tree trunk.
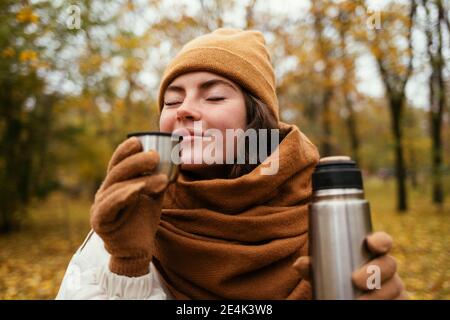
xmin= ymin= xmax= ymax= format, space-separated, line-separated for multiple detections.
xmin=409 ymin=146 xmax=418 ymax=189
xmin=390 ymin=96 xmax=408 ymax=212
xmin=428 ymin=56 xmax=444 ymax=205
xmin=321 ymin=90 xmax=334 ymax=156
xmin=368 ymin=0 xmax=416 ymax=213
xmin=431 ymin=114 xmax=444 ymax=204
xmin=0 ymin=105 xmax=22 ymax=232
xmin=313 ymin=2 xmax=334 ymax=157
xmin=343 ymin=93 xmax=361 ymax=165
xmin=425 ymin=0 xmax=445 ymax=206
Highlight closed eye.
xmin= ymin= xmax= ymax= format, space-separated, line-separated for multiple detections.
xmin=206 ymin=97 xmax=225 ymax=101
xmin=164 ymin=101 xmax=181 ymax=106
xmin=164 ymin=97 xmax=225 ymax=106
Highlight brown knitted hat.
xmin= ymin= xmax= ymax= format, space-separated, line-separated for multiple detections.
xmin=157 ymin=28 xmax=279 ymax=121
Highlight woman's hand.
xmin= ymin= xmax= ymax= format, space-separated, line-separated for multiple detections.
xmin=90 ymin=137 xmax=169 ymax=277
xmin=351 ymin=231 xmax=408 ymax=299
xmin=293 ymin=231 xmax=408 ymax=300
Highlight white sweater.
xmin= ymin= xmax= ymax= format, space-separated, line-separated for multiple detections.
xmin=55 ymin=230 xmax=173 ymax=300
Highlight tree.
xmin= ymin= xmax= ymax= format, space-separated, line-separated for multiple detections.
xmin=420 ymin=0 xmax=447 ymax=206
xmin=335 ymin=2 xmax=363 ymax=165
xmin=311 ymin=0 xmax=335 ymax=157
xmin=364 ymin=0 xmax=417 ymax=212
xmin=0 ymin=1 xmax=61 ymax=232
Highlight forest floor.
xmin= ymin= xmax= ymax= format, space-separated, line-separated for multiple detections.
xmin=0 ymin=177 xmax=448 ymax=299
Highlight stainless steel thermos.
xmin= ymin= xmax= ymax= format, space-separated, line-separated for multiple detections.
xmin=309 ymin=156 xmax=373 ymax=300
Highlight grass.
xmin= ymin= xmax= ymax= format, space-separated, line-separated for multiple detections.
xmin=0 ymin=178 xmax=448 ymax=299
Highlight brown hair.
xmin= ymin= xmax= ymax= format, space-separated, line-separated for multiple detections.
xmin=228 ymin=90 xmax=281 ymax=179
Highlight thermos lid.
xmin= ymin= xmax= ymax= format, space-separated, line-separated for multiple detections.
xmin=312 ymin=156 xmax=363 ymax=191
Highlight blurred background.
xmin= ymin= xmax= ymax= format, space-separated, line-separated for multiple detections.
xmin=0 ymin=0 xmax=449 ymax=299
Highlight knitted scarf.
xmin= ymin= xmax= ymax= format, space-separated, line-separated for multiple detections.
xmin=153 ymin=122 xmax=320 ymax=299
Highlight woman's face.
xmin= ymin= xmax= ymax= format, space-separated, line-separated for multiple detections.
xmin=159 ymin=71 xmax=247 ymax=173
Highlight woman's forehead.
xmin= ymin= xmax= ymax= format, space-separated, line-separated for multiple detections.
xmin=169 ymin=71 xmax=236 ymax=88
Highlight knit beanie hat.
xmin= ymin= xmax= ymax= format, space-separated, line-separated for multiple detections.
xmin=157 ymin=28 xmax=279 ymax=121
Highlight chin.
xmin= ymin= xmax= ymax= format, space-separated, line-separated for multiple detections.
xmin=180 ymin=163 xmax=208 ymax=172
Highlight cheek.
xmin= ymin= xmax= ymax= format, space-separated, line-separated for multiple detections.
xmin=206 ymin=103 xmax=246 ymax=161
xmin=207 ymin=102 xmax=246 ymax=132
xmin=159 ymin=111 xmax=174 ymax=132
xmin=231 ymin=100 xmax=247 ymax=129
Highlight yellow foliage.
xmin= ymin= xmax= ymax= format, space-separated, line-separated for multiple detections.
xmin=35 ymin=60 xmax=51 ymax=70
xmin=19 ymin=50 xmax=38 ymax=63
xmin=114 ymin=36 xmax=141 ymax=50
xmin=78 ymin=96 xmax=94 ymax=111
xmin=16 ymin=7 xmax=39 ymax=24
xmin=1 ymin=47 xmax=15 ymax=58
xmin=79 ymin=54 xmax=103 ymax=74
xmin=114 ymin=99 xmax=125 ymax=109
xmin=126 ymin=1 xmax=135 ymax=11
xmin=123 ymin=58 xmax=142 ymax=74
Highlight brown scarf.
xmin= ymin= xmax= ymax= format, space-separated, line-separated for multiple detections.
xmin=153 ymin=122 xmax=320 ymax=299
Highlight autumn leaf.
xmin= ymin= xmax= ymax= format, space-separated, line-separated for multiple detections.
xmin=16 ymin=6 xmax=39 ymax=24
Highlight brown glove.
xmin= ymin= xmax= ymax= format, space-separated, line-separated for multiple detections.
xmin=90 ymin=137 xmax=169 ymax=277
xmin=292 ymin=231 xmax=408 ymax=300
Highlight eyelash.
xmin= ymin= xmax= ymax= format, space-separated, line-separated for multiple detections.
xmin=164 ymin=97 xmax=225 ymax=106
xmin=207 ymin=97 xmax=225 ymax=101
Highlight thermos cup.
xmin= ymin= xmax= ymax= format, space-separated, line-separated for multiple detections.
xmin=309 ymin=156 xmax=373 ymax=300
xmin=126 ymin=132 xmax=182 ymax=183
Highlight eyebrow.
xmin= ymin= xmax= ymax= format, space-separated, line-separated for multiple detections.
xmin=166 ymin=79 xmax=238 ymax=94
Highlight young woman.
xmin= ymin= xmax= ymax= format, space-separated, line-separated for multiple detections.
xmin=56 ymin=28 xmax=407 ymax=300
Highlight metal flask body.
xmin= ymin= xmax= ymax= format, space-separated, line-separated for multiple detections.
xmin=309 ymin=156 xmax=373 ymax=300
xmin=126 ymin=132 xmax=181 ymax=182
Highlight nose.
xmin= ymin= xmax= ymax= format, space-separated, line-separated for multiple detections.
xmin=176 ymin=97 xmax=201 ymax=122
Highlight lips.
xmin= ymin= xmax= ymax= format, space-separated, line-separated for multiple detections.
xmin=173 ymin=127 xmax=205 ymax=139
